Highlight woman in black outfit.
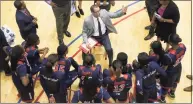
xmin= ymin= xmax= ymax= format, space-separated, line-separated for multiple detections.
xmin=146 ymin=0 xmax=180 ymax=50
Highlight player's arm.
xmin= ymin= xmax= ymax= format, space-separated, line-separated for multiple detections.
xmin=39 ymin=48 xmax=49 ymax=62
xmin=152 ymin=62 xmax=167 ymax=77
xmin=18 ymin=65 xmax=30 ymax=86
xmin=3 ymin=46 xmax=12 ymax=61
xmin=103 ymin=88 xmax=115 ymax=103
xmin=71 ymin=91 xmax=79 ymax=103
xmin=69 ymin=57 xmax=79 ymax=71
xmin=162 ymin=53 xmax=175 ymax=70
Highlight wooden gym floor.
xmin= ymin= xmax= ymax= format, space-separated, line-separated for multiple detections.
xmin=0 ymin=1 xmax=192 ymax=103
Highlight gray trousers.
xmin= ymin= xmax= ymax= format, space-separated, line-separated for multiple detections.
xmin=52 ymin=5 xmax=71 ymax=42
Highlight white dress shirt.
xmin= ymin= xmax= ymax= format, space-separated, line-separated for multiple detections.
xmin=92 ymin=16 xmax=106 ymax=36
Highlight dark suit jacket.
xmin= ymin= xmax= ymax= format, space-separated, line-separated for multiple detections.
xmin=16 ymin=9 xmax=38 ymax=40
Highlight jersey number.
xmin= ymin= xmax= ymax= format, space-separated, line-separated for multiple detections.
xmin=114 ymin=84 xmax=125 ymax=92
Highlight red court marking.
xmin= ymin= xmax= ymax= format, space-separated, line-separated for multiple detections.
xmin=33 ymin=7 xmax=146 ymax=103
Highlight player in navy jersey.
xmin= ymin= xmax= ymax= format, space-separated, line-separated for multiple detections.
xmin=116 ymin=52 xmax=133 ymax=74
xmin=24 ymin=34 xmax=49 ymax=75
xmin=39 ymin=54 xmax=69 ymax=103
xmin=56 ymin=44 xmax=79 ymax=102
xmin=149 ymin=41 xmax=166 ymax=65
xmin=159 ymin=34 xmax=186 ymax=103
xmin=103 ymin=60 xmax=132 ymax=103
xmin=135 ymin=52 xmax=167 ymax=103
xmin=78 ymin=54 xmax=103 ymax=88
xmin=10 ymin=45 xmax=34 ymax=103
xmin=71 ymin=77 xmax=114 ymax=103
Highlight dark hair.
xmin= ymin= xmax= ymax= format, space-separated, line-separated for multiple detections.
xmin=168 ymin=34 xmax=182 ymax=45
xmin=25 ymin=34 xmax=39 ymax=48
xmin=112 ymin=60 xmax=122 ymax=78
xmin=117 ymin=52 xmax=128 ymax=66
xmin=14 ymin=0 xmax=22 ymax=10
xmin=10 ymin=45 xmax=24 ymax=72
xmin=150 ymin=41 xmax=165 ymax=59
xmin=45 ymin=54 xmax=58 ymax=73
xmin=82 ymin=78 xmax=100 ymax=102
xmin=90 ymin=5 xmax=99 ymax=13
xmin=138 ymin=52 xmax=150 ymax=74
xmin=83 ymin=54 xmax=95 ymax=67
xmin=57 ymin=43 xmax=68 ymax=59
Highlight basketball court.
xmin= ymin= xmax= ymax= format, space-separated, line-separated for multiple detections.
xmin=0 ymin=1 xmax=192 ymax=103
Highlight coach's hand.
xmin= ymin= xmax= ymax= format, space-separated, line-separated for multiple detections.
xmin=122 ymin=6 xmax=128 ymax=14
xmin=86 ymin=43 xmax=92 ymax=49
xmin=111 ymin=1 xmax=115 ymax=6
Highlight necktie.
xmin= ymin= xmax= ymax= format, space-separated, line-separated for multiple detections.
xmin=24 ymin=9 xmax=30 ymax=17
xmin=97 ymin=18 xmax=102 ymax=36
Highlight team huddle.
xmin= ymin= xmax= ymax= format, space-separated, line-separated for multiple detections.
xmin=0 ymin=0 xmax=187 ymax=103
xmin=3 ymin=32 xmax=186 ymax=103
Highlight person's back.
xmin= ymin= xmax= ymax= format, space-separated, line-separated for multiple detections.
xmin=103 ymin=60 xmax=132 ymax=103
xmin=135 ymin=52 xmax=166 ymax=103
xmin=78 ymin=54 xmax=103 ymax=87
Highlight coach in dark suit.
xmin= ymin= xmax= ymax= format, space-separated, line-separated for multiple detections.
xmin=82 ymin=5 xmax=127 ymax=67
xmin=14 ymin=0 xmax=38 ymax=40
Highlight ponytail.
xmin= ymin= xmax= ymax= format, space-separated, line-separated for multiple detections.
xmin=112 ymin=60 xmax=122 ymax=78
xmin=46 ymin=54 xmax=58 ymax=74
xmin=168 ymin=34 xmax=182 ymax=45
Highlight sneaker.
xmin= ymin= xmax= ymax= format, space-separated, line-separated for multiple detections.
xmin=186 ymin=75 xmax=192 ymax=80
xmin=168 ymin=91 xmax=175 ymax=99
xmin=183 ymin=86 xmax=192 ymax=92
xmin=158 ymin=99 xmax=166 ymax=103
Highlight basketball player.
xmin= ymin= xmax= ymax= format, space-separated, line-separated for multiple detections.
xmin=24 ymin=34 xmax=49 ymax=75
xmin=78 ymin=54 xmax=103 ymax=88
xmin=135 ymin=52 xmax=167 ymax=103
xmin=40 ymin=54 xmax=69 ymax=103
xmin=56 ymin=44 xmax=79 ymax=79
xmin=117 ymin=52 xmax=133 ymax=74
xmin=10 ymin=45 xmax=34 ymax=102
xmin=103 ymin=60 xmax=132 ymax=103
xmin=56 ymin=43 xmax=79 ymax=102
xmin=71 ymin=77 xmax=114 ymax=103
xmin=159 ymin=34 xmax=186 ymax=103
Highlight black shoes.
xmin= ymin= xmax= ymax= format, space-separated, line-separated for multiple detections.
xmin=75 ymin=11 xmax=81 ymax=18
xmin=168 ymin=91 xmax=175 ymax=99
xmin=145 ymin=25 xmax=152 ymax=30
xmin=78 ymin=5 xmax=84 ymax=15
xmin=75 ymin=6 xmax=84 ymax=18
xmin=144 ymin=25 xmax=155 ymax=40
xmin=64 ymin=31 xmax=71 ymax=37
